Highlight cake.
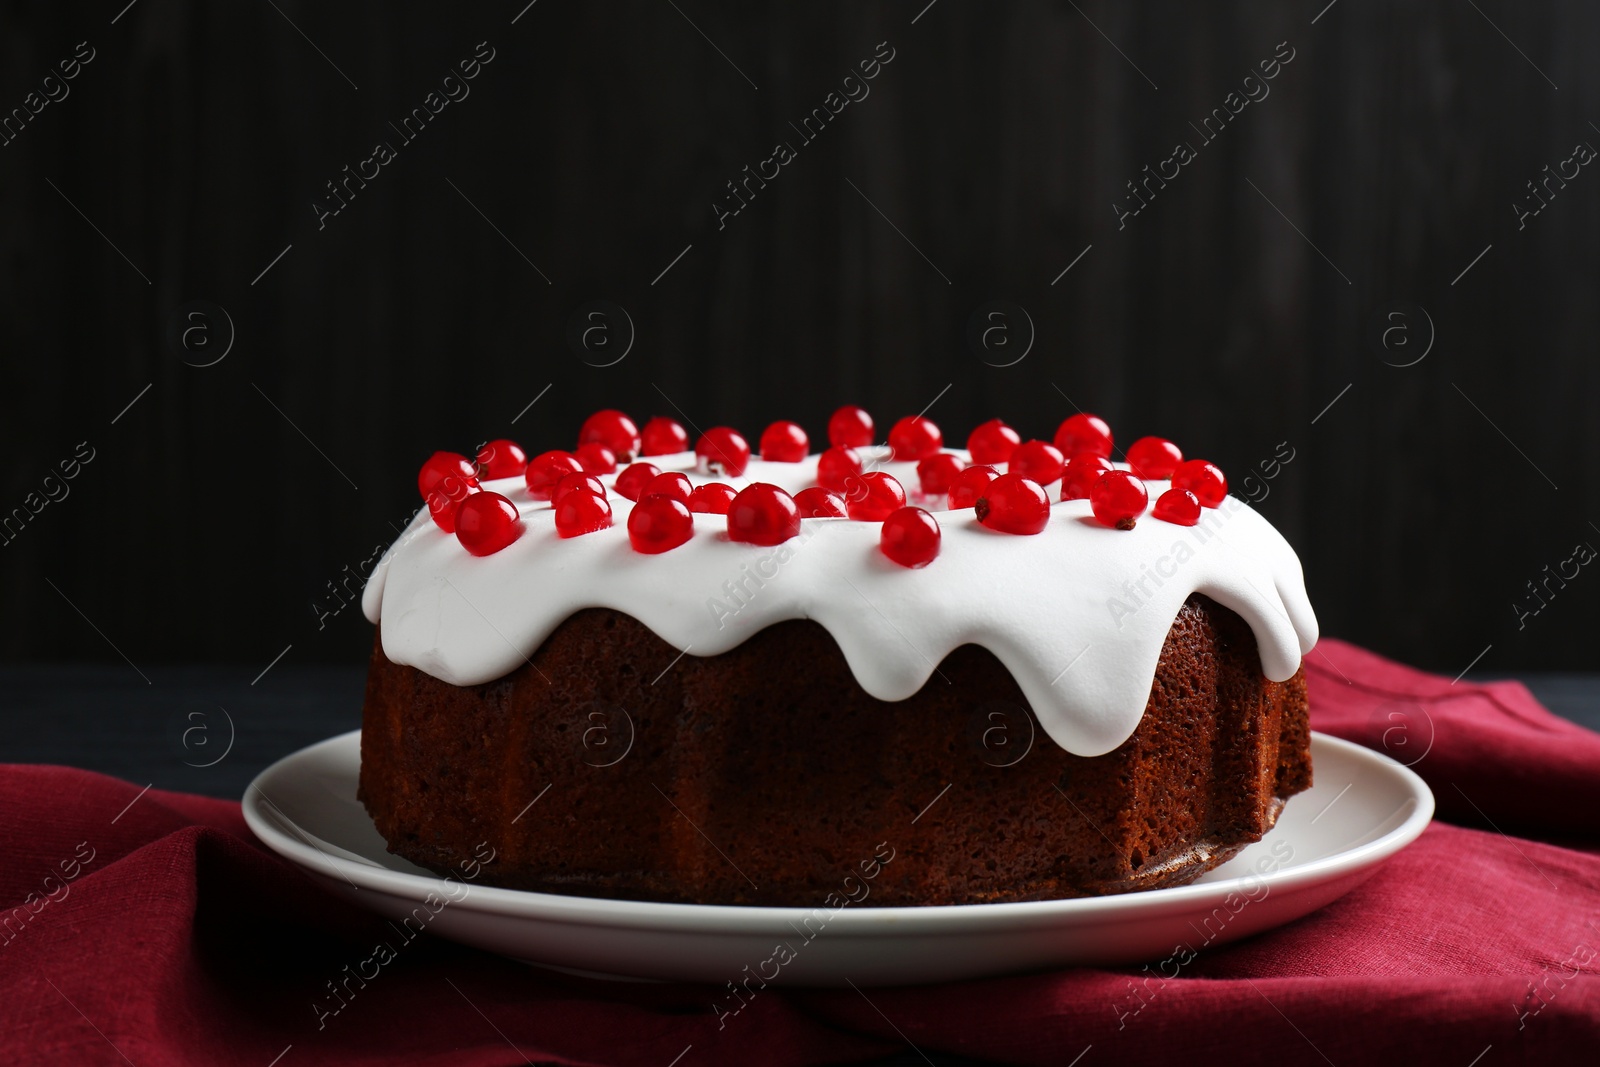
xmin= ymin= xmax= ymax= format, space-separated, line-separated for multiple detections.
xmin=359 ymin=409 xmax=1318 ymax=906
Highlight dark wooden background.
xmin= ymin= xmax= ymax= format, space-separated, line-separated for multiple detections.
xmin=1 ymin=1 xmax=1595 ymax=681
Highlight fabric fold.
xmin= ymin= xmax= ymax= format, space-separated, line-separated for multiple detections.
xmin=1 ymin=638 xmax=1596 ymax=1065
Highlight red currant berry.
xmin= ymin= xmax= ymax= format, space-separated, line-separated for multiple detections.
xmin=966 ymin=419 xmax=1021 ymax=465
xmin=974 ymin=474 xmax=1050 ymax=535
xmin=1090 ymin=470 xmax=1149 ymax=530
xmin=427 ymin=483 xmax=480 ymax=533
xmin=614 ymin=462 xmax=662 ymax=501
xmin=643 ymin=471 xmax=693 ymax=503
xmin=1009 ymin=440 xmax=1066 ymax=485
xmin=1153 ymin=487 xmax=1202 ymax=526
xmin=888 ymin=415 xmax=943 ymax=461
xmin=845 ymin=471 xmax=907 ymax=521
xmin=524 ymin=450 xmax=585 ymax=501
xmin=827 ymin=405 xmax=874 ymax=448
xmin=948 ymin=464 xmax=1000 ymax=509
xmin=916 ymin=452 xmax=966 ymax=496
xmin=1053 ymin=413 xmax=1114 ymax=459
xmin=727 ymin=483 xmax=801 ymax=545
xmin=816 ymin=445 xmax=863 ymax=491
xmin=794 ymin=486 xmax=848 ymax=518
xmin=455 ymin=492 xmax=523 ymax=556
xmin=640 ymin=416 xmax=690 ymax=456
xmin=1060 ymin=454 xmax=1113 ymax=501
xmin=879 ymin=506 xmax=941 ymax=568
xmin=418 ymin=451 xmax=479 ymax=500
xmin=420 ymin=452 xmax=481 ymax=532
xmin=695 ymin=427 xmax=752 ymax=477
xmin=627 ymin=495 xmax=694 ymax=553
xmin=575 ymin=442 xmax=618 ymax=475
xmin=688 ymin=482 xmax=737 ymax=514
xmin=552 ymin=472 xmax=606 ymax=504
xmin=578 ymin=410 xmax=640 ymax=461
xmin=1126 ymin=436 xmax=1184 ymax=480
xmin=759 ymin=420 xmax=809 ymax=462
xmin=1171 ymin=459 xmax=1227 ymax=507
xmin=475 ymin=440 xmax=527 ymax=480
xmin=554 ymin=488 xmax=613 ymax=538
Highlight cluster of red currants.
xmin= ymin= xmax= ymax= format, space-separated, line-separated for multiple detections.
xmin=951 ymin=412 xmax=1228 ymax=533
xmin=414 ymin=406 xmax=1227 ymax=569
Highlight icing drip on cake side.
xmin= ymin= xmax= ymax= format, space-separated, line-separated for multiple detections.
xmin=361 ymin=447 xmax=1318 ymax=757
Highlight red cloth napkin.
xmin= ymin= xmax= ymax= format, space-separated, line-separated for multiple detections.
xmin=2 ymin=638 xmax=1597 ymax=1066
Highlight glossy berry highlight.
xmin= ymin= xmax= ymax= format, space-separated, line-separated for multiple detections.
xmin=827 ymin=405 xmax=874 ymax=449
xmin=552 ymin=472 xmax=606 ymax=505
xmin=845 ymin=471 xmax=907 ymax=521
xmin=1126 ymin=436 xmax=1184 ymax=480
xmin=966 ymin=419 xmax=1021 ymax=466
xmin=1171 ymin=459 xmax=1227 ymax=508
xmin=1153 ymin=487 xmax=1202 ymax=526
xmin=578 ymin=410 xmax=640 ymax=462
xmin=628 ymin=496 xmax=694 ymax=554
xmin=888 ymin=415 xmax=942 ymax=461
xmin=553 ymin=489 xmax=613 ymax=538
xmin=574 ymin=442 xmax=618 ymax=475
xmin=418 ymin=451 xmax=479 ymax=500
xmin=916 ymin=452 xmax=965 ymax=496
xmin=728 ymin=483 xmax=801 ymax=545
xmin=1060 ymin=454 xmax=1113 ymax=501
xmin=1009 ymin=440 xmax=1066 ymax=486
xmin=759 ymin=421 xmax=809 ymax=462
xmin=816 ymin=445 xmax=863 ymax=492
xmin=795 ymin=487 xmax=848 ymax=518
xmin=454 ymin=492 xmax=523 ymax=556
xmin=688 ymin=482 xmax=737 ymax=514
xmin=948 ymin=464 xmax=1000 ymax=509
xmin=614 ymin=462 xmax=662 ymax=502
xmin=695 ymin=427 xmax=752 ymax=477
xmin=880 ymin=507 xmax=941 ymax=568
xmin=1091 ymin=470 xmax=1149 ymax=530
xmin=475 ymin=439 xmax=527 ymax=480
xmin=427 ymin=489 xmax=477 ymax=532
xmin=640 ymin=417 xmax=690 ymax=456
xmin=974 ymin=473 xmax=1050 ymax=535
xmin=643 ymin=471 xmax=693 ymax=504
xmin=524 ymin=450 xmax=585 ymax=501
xmin=419 ymin=451 xmax=481 ymax=532
xmin=1053 ymin=413 xmax=1114 ymax=459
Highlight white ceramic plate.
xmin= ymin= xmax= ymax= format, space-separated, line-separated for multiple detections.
xmin=243 ymin=730 xmax=1432 ymax=987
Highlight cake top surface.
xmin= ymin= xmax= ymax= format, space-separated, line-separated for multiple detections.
xmin=362 ymin=413 xmax=1318 ymax=757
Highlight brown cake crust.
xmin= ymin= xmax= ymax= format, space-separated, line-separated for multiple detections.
xmin=359 ymin=594 xmax=1310 ymax=906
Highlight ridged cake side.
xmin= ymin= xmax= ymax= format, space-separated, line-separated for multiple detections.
xmin=359 ymin=594 xmax=1310 ymax=906
xmin=366 ymin=447 xmax=1319 ymax=760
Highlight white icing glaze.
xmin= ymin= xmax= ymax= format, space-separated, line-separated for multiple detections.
xmin=362 ymin=447 xmax=1317 ymax=757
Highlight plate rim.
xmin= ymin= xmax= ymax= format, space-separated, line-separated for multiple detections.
xmin=243 ymin=729 xmax=1435 ymax=934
